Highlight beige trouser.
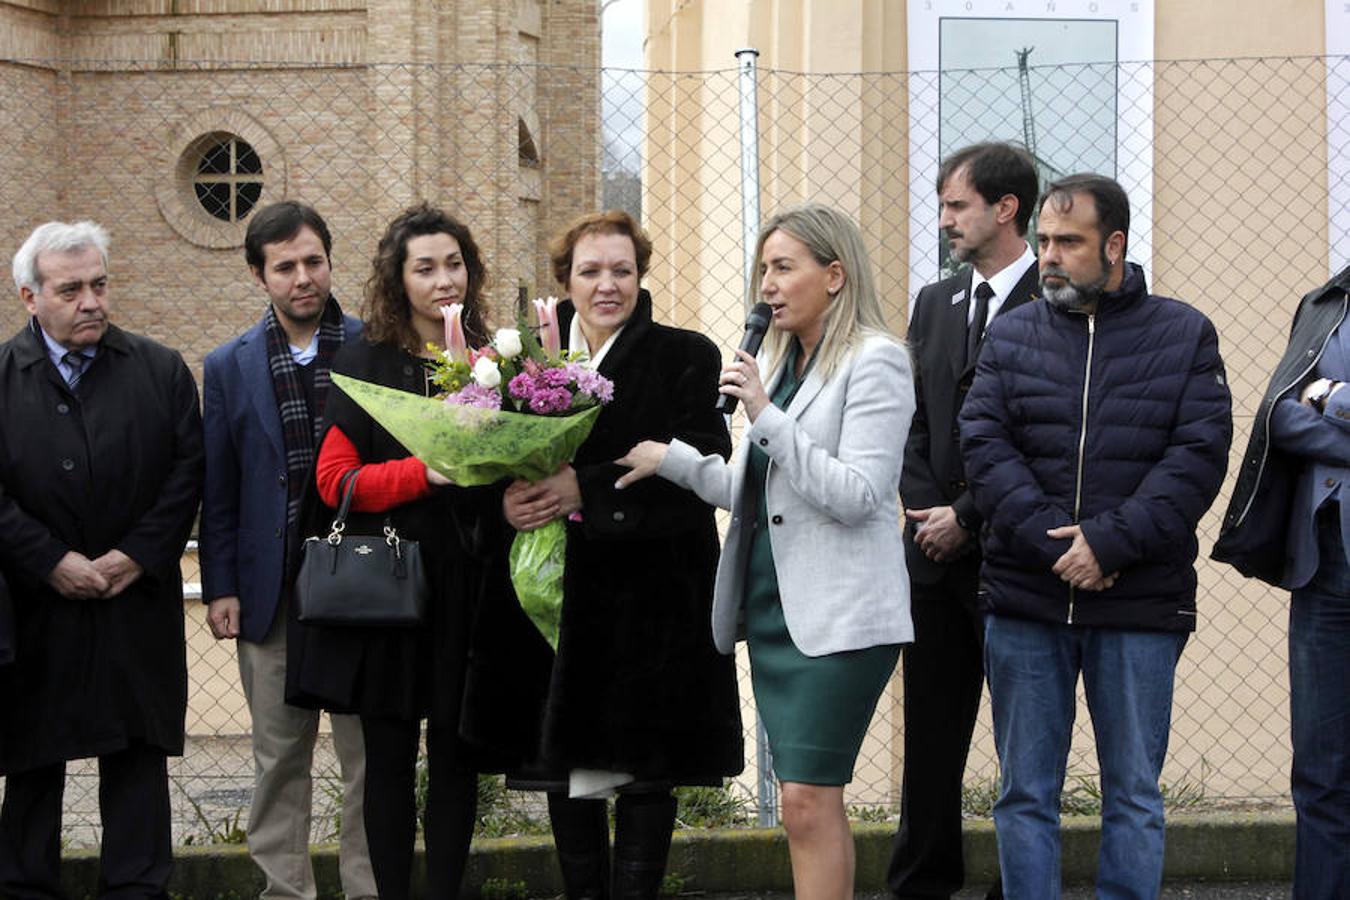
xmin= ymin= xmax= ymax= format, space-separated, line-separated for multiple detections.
xmin=238 ymin=607 xmax=375 ymax=900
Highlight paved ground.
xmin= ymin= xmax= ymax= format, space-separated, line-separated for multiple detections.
xmin=703 ymin=886 xmax=1292 ymax=899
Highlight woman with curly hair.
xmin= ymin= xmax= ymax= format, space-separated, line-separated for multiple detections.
xmin=286 ymin=202 xmax=494 ymax=899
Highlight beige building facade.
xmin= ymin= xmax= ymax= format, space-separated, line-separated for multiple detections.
xmin=644 ymin=0 xmax=1329 ymax=324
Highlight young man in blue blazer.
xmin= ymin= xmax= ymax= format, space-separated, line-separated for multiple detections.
xmin=199 ymin=201 xmax=371 ymax=899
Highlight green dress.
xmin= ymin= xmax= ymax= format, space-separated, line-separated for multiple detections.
xmin=742 ymin=342 xmax=902 ymax=786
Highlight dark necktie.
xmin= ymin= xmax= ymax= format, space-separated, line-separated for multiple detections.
xmin=967 ymin=281 xmax=995 ymax=364
xmin=62 ymin=351 xmax=88 ymax=389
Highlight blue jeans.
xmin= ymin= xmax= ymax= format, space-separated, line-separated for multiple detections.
xmin=1289 ymin=513 xmax=1350 ymax=900
xmin=984 ymin=614 xmax=1188 ymax=900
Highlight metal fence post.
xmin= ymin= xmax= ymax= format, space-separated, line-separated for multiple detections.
xmin=735 ymin=45 xmax=778 ymax=829
xmin=737 ymin=47 xmax=762 ymax=311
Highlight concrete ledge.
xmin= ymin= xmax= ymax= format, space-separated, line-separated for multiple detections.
xmin=56 ymin=812 xmax=1296 ymax=898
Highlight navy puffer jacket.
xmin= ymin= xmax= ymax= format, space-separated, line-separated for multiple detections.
xmin=958 ymin=263 xmax=1232 ymax=631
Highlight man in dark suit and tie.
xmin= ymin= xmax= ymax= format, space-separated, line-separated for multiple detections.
xmin=0 ymin=219 xmax=203 ymax=895
xmin=888 ymin=142 xmax=1039 ymax=899
xmin=199 ymin=201 xmax=373 ymax=899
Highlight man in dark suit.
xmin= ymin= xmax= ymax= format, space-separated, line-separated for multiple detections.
xmin=199 ymin=201 xmax=373 ymax=899
xmin=888 ymin=142 xmax=1039 ymax=899
xmin=0 ymin=220 xmax=203 ymax=895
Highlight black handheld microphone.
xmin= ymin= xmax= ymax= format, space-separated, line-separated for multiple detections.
xmin=715 ymin=301 xmax=774 ymax=415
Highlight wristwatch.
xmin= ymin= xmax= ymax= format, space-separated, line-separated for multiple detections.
xmin=1310 ymin=379 xmax=1339 ymax=412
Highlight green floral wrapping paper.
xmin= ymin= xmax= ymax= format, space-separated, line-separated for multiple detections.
xmin=506 ymin=519 xmax=567 ymax=650
xmin=332 ymin=373 xmax=602 ymax=649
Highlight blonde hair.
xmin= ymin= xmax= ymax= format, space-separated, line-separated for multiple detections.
xmin=752 ymin=202 xmax=894 ymax=379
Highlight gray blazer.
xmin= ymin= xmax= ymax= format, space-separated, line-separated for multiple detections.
xmin=659 ymin=334 xmax=916 ymax=657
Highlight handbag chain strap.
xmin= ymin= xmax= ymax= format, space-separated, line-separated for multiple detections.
xmin=325 ymin=467 xmax=404 ymax=556
xmin=325 ymin=468 xmax=360 ymax=545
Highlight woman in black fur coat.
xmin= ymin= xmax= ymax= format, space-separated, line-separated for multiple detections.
xmin=496 ymin=210 xmax=743 ymax=899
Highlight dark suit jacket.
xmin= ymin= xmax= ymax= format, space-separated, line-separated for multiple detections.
xmin=199 ymin=308 xmax=361 ymax=644
xmin=902 ymin=261 xmax=1039 ymax=585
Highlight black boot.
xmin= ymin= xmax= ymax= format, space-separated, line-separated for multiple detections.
xmin=611 ymin=791 xmax=677 ymax=899
xmin=548 ymin=793 xmax=611 ymax=899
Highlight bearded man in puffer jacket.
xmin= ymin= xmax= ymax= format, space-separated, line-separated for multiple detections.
xmin=958 ymin=173 xmax=1233 ymax=900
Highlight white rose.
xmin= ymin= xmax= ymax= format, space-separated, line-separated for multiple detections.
xmin=494 ymin=327 xmax=523 ymax=359
xmin=472 ymin=355 xmax=502 ymax=388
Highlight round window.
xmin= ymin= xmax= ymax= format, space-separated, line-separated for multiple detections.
xmin=189 ymin=134 xmax=264 ymax=222
xmin=157 ymin=111 xmax=287 ymax=249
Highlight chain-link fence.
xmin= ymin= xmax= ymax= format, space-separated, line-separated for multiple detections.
xmin=0 ymin=53 xmax=1341 ymax=844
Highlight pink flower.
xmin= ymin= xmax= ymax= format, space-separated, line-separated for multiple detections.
xmin=508 ymin=372 xmax=536 ymax=402
xmin=540 ymin=367 xmax=571 ymax=389
xmin=441 ymin=304 xmax=467 ymax=362
xmin=574 ymin=367 xmax=614 ymax=403
xmin=467 ymin=345 xmax=499 ymax=367
xmin=528 ymin=386 xmax=573 ymax=415
xmin=533 ymin=296 xmax=562 ymax=357
xmin=445 ymin=382 xmax=502 ymax=410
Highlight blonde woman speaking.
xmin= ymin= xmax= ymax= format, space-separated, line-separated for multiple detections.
xmin=618 ymin=202 xmax=915 ymax=900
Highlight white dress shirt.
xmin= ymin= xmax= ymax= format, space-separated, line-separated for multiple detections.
xmin=969 ymin=243 xmax=1037 ymax=336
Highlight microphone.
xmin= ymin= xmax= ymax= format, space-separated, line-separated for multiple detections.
xmin=715 ymin=302 xmax=773 ymax=414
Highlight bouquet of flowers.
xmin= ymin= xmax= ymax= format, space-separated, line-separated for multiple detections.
xmin=330 ymin=296 xmax=613 ymax=649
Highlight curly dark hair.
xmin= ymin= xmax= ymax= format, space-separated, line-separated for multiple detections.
xmin=361 ymin=203 xmax=489 ymax=352
xmin=547 ymin=209 xmax=653 ymax=289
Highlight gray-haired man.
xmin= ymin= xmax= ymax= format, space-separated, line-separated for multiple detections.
xmin=0 ymin=220 xmax=203 ymax=895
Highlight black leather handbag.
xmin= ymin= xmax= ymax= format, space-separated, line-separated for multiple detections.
xmin=295 ymin=469 xmax=428 ymax=627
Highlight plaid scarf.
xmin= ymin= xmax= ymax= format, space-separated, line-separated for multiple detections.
xmin=264 ymin=296 xmax=347 ymax=529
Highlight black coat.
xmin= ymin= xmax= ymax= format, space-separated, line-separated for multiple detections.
xmin=285 ymin=338 xmax=497 ymax=733
xmin=902 ymin=263 xmax=1039 ymax=585
xmin=1212 ymin=266 xmax=1350 ymax=585
xmin=0 ymin=322 xmax=203 ymax=773
xmin=465 ymin=291 xmax=743 ymax=784
xmin=0 ymin=554 xmax=12 ymax=667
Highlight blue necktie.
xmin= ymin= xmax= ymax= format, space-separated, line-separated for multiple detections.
xmin=62 ymin=351 xmax=88 ymax=389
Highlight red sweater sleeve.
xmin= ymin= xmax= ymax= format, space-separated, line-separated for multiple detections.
xmin=315 ymin=426 xmax=434 ymax=513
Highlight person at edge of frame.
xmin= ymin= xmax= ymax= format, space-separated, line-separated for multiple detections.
xmin=1212 ymin=264 xmax=1350 ymax=900
xmin=0 ymin=219 xmax=204 ymax=898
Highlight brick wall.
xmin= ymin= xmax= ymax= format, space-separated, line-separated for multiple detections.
xmin=0 ymin=0 xmax=600 ymax=372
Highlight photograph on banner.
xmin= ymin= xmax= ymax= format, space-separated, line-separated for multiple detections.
xmin=907 ymin=0 xmax=1155 ymax=293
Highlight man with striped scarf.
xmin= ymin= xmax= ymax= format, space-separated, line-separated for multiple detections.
xmin=199 ymin=201 xmax=372 ymax=900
